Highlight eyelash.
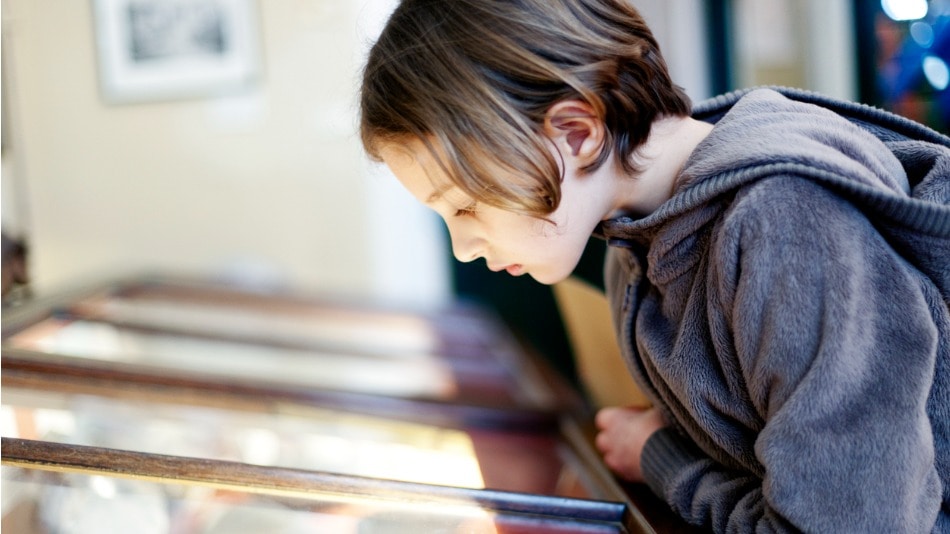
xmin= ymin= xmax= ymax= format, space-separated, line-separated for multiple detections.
xmin=454 ymin=202 xmax=478 ymax=217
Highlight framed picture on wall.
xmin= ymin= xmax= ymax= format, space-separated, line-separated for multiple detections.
xmin=93 ymin=0 xmax=260 ymax=104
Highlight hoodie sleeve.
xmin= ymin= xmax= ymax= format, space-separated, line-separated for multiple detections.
xmin=640 ymin=176 xmax=944 ymax=532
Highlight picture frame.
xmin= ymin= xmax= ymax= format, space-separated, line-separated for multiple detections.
xmin=92 ymin=0 xmax=260 ymax=104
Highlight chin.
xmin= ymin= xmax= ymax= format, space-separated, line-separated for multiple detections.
xmin=529 ymin=269 xmax=571 ymax=286
xmin=530 ymin=254 xmax=587 ymax=285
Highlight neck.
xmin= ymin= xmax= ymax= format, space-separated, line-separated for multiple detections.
xmin=610 ymin=116 xmax=713 ymax=217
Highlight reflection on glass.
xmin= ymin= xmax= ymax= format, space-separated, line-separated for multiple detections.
xmin=2 ymin=384 xmax=592 ymax=497
xmin=73 ymin=293 xmax=441 ymax=356
xmin=1 ymin=467 xmax=517 ymax=534
xmin=2 ymin=387 xmax=486 ymax=489
xmin=7 ymin=318 xmax=459 ymax=399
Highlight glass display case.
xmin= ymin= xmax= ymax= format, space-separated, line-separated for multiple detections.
xmin=1 ymin=275 xmax=691 ymax=533
xmin=3 ymin=277 xmax=560 ymax=415
xmin=1 ymin=378 xmax=602 ymax=497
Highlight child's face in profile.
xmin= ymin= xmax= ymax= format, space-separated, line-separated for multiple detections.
xmin=380 ymin=137 xmax=609 ymax=285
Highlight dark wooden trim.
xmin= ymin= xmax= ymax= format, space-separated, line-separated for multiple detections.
xmin=2 ymin=437 xmax=636 ymax=531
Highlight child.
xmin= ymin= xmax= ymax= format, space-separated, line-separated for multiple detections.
xmin=359 ymin=0 xmax=950 ymax=531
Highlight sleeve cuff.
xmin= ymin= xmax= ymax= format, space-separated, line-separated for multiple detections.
xmin=640 ymin=426 xmax=706 ymax=499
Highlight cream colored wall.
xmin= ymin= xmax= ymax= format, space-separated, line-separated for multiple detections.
xmin=636 ymin=0 xmax=711 ymax=100
xmin=2 ymin=0 xmax=449 ymax=303
xmin=732 ymin=0 xmax=856 ymax=99
xmin=2 ymin=0 xmax=854 ymax=305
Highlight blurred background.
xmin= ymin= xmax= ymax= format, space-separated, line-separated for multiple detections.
xmin=2 ymin=0 xmax=947 ymax=378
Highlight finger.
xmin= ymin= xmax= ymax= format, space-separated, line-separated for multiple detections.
xmin=595 ymin=407 xmax=621 ymax=429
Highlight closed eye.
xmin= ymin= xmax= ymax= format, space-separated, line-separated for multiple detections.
xmin=454 ymin=202 xmax=478 ymax=217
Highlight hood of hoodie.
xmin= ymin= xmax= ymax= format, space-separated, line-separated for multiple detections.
xmin=683 ymin=88 xmax=910 ymax=196
xmin=597 ymin=87 xmax=950 ymax=297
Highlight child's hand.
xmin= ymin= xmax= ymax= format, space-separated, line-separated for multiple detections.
xmin=594 ymin=406 xmax=667 ymax=482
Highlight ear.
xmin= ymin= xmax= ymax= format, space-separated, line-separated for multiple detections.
xmin=543 ymin=100 xmax=604 ymax=164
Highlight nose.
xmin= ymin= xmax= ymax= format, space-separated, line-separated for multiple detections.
xmin=446 ymin=223 xmax=482 ymax=263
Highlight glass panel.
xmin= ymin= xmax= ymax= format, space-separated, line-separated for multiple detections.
xmin=2 ymin=467 xmax=623 ymax=534
xmin=1 ymin=386 xmax=590 ymax=497
xmin=67 ymin=285 xmax=534 ymax=371
xmin=71 ymin=292 xmax=445 ymax=357
xmin=3 ymin=280 xmax=558 ymax=408
xmin=6 ymin=317 xmax=465 ymax=399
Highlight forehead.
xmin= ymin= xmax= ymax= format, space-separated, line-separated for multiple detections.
xmin=378 ymin=138 xmax=463 ymax=204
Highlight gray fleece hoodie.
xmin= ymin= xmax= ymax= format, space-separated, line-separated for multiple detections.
xmin=599 ymin=87 xmax=950 ymax=532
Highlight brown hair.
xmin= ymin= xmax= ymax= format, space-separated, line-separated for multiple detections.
xmin=360 ymin=0 xmax=691 ymax=216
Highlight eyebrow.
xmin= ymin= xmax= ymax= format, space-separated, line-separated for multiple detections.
xmin=426 ymin=184 xmax=453 ymax=204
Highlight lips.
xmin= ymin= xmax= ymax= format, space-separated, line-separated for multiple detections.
xmin=488 ymin=262 xmax=521 ymax=275
xmin=505 ymin=264 xmax=525 ymax=276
